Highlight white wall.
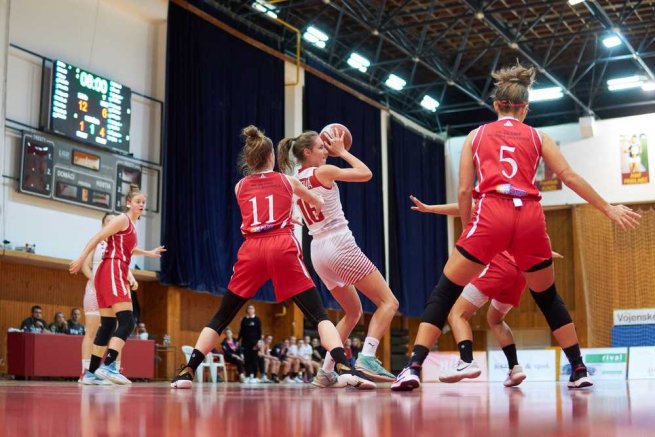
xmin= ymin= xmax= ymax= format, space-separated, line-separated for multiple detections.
xmin=444 ymin=115 xmax=655 ymax=207
xmin=1 ymin=0 xmax=167 ymax=270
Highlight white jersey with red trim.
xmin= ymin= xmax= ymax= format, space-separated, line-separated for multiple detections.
xmin=297 ymin=167 xmax=349 ymax=236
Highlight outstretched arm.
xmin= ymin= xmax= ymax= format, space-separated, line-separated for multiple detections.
xmin=70 ymin=215 xmax=129 ymax=274
xmin=541 ymin=132 xmax=641 ymax=230
xmin=133 ymin=246 xmax=166 ymax=258
xmin=409 ymin=197 xmax=460 ymax=216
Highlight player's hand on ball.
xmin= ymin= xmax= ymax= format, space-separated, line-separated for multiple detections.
xmin=604 ymin=204 xmax=641 ymax=230
xmin=324 ymin=128 xmax=346 ymax=156
xmin=409 ymin=195 xmax=430 ymax=213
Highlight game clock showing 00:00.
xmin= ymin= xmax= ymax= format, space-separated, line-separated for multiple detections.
xmin=50 ymin=60 xmax=131 ymax=153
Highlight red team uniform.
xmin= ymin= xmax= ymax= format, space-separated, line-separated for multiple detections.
xmin=94 ymin=216 xmax=137 ymax=308
xmin=227 ymin=171 xmax=315 ymax=301
xmin=469 ymin=251 xmax=526 ymax=309
xmin=456 ymin=117 xmax=552 ymax=271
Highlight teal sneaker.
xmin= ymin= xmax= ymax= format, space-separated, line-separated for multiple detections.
xmin=355 ymin=355 xmax=395 ymax=382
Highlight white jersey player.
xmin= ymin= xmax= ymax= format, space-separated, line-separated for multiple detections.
xmin=278 ymin=128 xmax=399 ymax=385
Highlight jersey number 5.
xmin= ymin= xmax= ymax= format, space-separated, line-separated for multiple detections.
xmin=499 ymin=145 xmax=518 ymax=179
xmin=297 ymin=199 xmax=324 ymax=225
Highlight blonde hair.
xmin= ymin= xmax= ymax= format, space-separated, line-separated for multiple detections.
xmin=491 ymin=62 xmax=536 ymax=112
xmin=239 ymin=125 xmax=273 ymax=175
xmin=125 ymin=184 xmax=144 ymax=213
xmin=277 ymin=131 xmax=318 ymax=174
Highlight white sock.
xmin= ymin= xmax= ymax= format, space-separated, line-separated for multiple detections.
xmin=361 ymin=337 xmax=380 ymax=357
xmin=82 ymin=359 xmax=90 ymax=373
xmin=322 ymin=352 xmax=336 ymax=372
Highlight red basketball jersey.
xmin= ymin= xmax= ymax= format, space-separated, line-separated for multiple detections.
xmin=236 ymin=171 xmax=294 ymax=237
xmin=471 ymin=117 xmax=542 ymax=200
xmin=103 ymin=214 xmax=137 ymax=264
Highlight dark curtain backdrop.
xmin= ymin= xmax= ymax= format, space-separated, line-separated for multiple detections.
xmin=160 ymin=2 xmax=283 ymax=301
xmin=389 ymin=119 xmax=448 ymax=317
xmin=303 ymin=73 xmax=384 ymax=312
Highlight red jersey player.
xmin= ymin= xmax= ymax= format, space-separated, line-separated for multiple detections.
xmin=277 ymin=128 xmax=398 ymax=385
xmin=70 ymin=185 xmax=166 ymax=384
xmin=409 ymin=199 xmax=563 ymax=387
xmin=393 ymin=63 xmax=640 ymax=392
xmin=171 ymin=125 xmax=374 ymax=389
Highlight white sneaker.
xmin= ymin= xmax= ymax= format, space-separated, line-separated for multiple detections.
xmin=239 ymin=374 xmax=246 ymax=383
xmin=504 ymin=365 xmax=527 ymax=387
xmin=439 ymin=359 xmax=481 ymax=383
xmin=293 ymin=376 xmax=303 ymax=384
xmin=260 ymin=375 xmax=270 ymax=383
xmin=312 ymin=369 xmax=346 ymax=388
xmin=283 ymin=376 xmax=294 ymax=384
xmin=390 ymin=366 xmax=421 ymax=391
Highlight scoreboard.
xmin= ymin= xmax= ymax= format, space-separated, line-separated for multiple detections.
xmin=50 ymin=60 xmax=131 ymax=152
xmin=20 ymin=132 xmax=141 ymax=213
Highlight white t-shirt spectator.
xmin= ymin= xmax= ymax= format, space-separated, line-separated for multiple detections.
xmin=288 ymin=344 xmax=299 ymax=357
xmin=299 ymin=344 xmax=313 ymax=360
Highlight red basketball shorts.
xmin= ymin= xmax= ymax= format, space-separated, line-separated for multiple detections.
xmin=94 ymin=259 xmax=132 ymax=309
xmin=228 ymin=232 xmax=315 ymax=302
xmin=456 ymin=195 xmax=552 ymax=271
xmin=470 ymin=252 xmax=526 ymax=307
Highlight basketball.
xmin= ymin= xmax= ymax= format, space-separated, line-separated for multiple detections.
xmin=320 ymin=123 xmax=352 ymax=157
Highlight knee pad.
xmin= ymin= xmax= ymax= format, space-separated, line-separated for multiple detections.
xmin=291 ymin=288 xmax=328 ymax=325
xmin=94 ymin=316 xmax=116 ymax=346
xmin=113 ymin=311 xmax=135 ymax=341
xmin=530 ymin=284 xmax=572 ymax=331
xmin=206 ymin=290 xmax=248 ymax=334
xmin=421 ymin=275 xmax=464 ymax=330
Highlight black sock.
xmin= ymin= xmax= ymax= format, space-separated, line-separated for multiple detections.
xmin=104 ymin=349 xmax=119 ymax=366
xmin=563 ymin=344 xmax=584 ymax=368
xmin=409 ymin=345 xmax=430 ymax=367
xmin=89 ymin=354 xmax=102 ymax=373
xmin=290 ymin=372 xmax=298 ymax=378
xmin=328 ymin=347 xmax=350 ymax=368
xmin=502 ymin=344 xmax=519 ymax=368
xmin=187 ymin=349 xmax=206 ymax=371
xmin=458 ymin=340 xmax=473 ymax=363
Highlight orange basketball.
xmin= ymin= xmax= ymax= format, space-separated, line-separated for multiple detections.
xmin=319 ymin=123 xmax=352 ymax=157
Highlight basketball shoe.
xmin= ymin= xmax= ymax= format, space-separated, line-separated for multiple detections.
xmin=439 ymin=359 xmax=481 ymax=383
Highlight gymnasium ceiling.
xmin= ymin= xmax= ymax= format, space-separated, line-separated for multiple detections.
xmin=206 ymin=0 xmax=655 ymax=136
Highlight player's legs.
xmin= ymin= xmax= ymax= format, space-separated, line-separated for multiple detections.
xmin=81 ymin=313 xmax=100 ymax=371
xmin=94 ymin=301 xmax=135 ymax=385
xmin=487 ymin=303 xmax=526 ymax=387
xmin=81 ymin=307 xmax=115 ymax=385
xmin=291 ymin=288 xmax=376 ymax=389
xmin=523 ymin=264 xmax=591 ymax=388
xmin=171 ymin=290 xmax=249 ymax=388
xmin=439 ymin=290 xmax=484 ymax=383
xmin=352 ymin=270 xmax=398 ymax=381
xmin=392 ymin=250 xmax=485 ymax=391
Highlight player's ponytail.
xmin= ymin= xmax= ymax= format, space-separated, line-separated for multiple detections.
xmin=491 ymin=61 xmax=536 ymax=112
xmin=239 ymin=125 xmax=273 ymax=175
xmin=277 ymin=131 xmax=318 ymax=175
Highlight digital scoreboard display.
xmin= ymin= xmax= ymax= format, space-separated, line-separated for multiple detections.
xmin=50 ymin=60 xmax=131 ymax=152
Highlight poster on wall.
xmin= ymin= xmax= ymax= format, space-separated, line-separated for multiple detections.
xmin=620 ymin=134 xmax=649 ymax=185
xmin=559 ymin=347 xmax=627 ymax=381
xmin=536 ymin=141 xmax=562 ymax=191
